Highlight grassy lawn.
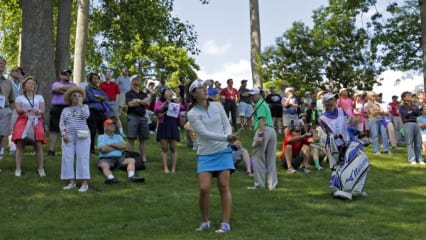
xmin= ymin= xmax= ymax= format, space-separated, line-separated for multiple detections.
xmin=0 ymin=128 xmax=425 ymax=240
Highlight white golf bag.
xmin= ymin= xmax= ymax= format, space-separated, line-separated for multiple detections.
xmin=326 ymin=136 xmax=370 ymax=200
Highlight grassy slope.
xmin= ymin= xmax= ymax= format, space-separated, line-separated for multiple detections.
xmin=0 ymin=129 xmax=425 ymax=240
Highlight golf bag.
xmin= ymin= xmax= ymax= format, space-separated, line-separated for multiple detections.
xmin=327 ymin=136 xmax=370 ymax=200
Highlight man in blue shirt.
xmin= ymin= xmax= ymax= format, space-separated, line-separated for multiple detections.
xmin=98 ymin=119 xmax=145 ymax=184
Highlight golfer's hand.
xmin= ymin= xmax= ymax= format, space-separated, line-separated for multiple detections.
xmin=227 ymin=134 xmax=237 ymax=142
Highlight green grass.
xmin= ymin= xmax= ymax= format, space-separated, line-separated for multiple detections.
xmin=0 ymin=128 xmax=425 ymax=240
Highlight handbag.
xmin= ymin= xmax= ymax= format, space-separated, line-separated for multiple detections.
xmin=21 ymin=116 xmax=35 ymax=144
xmin=77 ymin=129 xmax=90 ymax=139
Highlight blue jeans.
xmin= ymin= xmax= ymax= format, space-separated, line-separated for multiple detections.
xmin=403 ymin=122 xmax=423 ymax=163
xmin=368 ymin=119 xmax=389 ymax=153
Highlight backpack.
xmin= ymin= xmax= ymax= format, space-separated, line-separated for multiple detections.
xmin=123 ymin=151 xmax=146 ymax=171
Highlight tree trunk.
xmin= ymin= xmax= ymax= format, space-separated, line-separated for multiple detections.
xmin=419 ymin=0 xmax=426 ymax=92
xmin=55 ymin=0 xmax=73 ymax=78
xmin=21 ymin=0 xmax=56 ymax=126
xmin=73 ymin=0 xmax=90 ymax=85
xmin=250 ymin=0 xmax=261 ymax=88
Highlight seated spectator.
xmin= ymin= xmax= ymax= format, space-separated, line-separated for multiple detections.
xmin=98 ymin=119 xmax=145 ymax=184
xmin=231 ymin=140 xmax=253 ymax=176
xmin=280 ymin=125 xmax=319 ymax=173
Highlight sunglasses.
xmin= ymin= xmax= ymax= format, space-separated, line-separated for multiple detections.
xmin=133 ymin=83 xmax=140 ymax=86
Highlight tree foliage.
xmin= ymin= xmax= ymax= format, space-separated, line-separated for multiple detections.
xmin=0 ymin=0 xmax=22 ymax=65
xmin=261 ymin=0 xmax=381 ymax=94
xmin=89 ymin=0 xmax=199 ymax=80
xmin=372 ymin=0 xmax=421 ymax=72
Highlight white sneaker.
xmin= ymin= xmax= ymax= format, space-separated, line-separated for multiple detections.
xmin=374 ymin=152 xmax=381 ymax=156
xmin=78 ymin=184 xmax=89 ymax=192
xmin=63 ymin=183 xmax=77 ymax=190
xmin=38 ymin=168 xmax=46 ymax=177
xmin=419 ymin=161 xmax=425 ymax=165
xmin=410 ymin=161 xmax=417 ymax=165
xmin=287 ymin=168 xmax=296 ymax=174
xmin=15 ymin=169 xmax=21 ymax=177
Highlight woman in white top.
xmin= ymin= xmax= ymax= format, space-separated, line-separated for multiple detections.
xmin=12 ymin=76 xmax=46 ymax=177
xmin=187 ymin=79 xmax=237 ymax=233
xmin=59 ymin=87 xmax=91 ymax=192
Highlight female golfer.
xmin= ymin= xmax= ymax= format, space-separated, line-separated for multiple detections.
xmin=187 ymin=79 xmax=237 ymax=233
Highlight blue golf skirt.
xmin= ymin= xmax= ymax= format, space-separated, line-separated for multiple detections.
xmin=197 ymin=147 xmax=235 ymax=173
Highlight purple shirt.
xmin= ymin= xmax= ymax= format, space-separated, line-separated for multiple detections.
xmin=51 ymin=81 xmax=77 ymax=105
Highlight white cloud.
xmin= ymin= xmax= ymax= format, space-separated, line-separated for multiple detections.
xmin=202 ymin=40 xmax=232 ymax=56
xmin=373 ymin=70 xmax=423 ymax=103
xmin=196 ymin=59 xmax=253 ymax=88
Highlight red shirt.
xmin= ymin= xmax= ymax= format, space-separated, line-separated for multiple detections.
xmin=282 ymin=133 xmax=310 ymax=157
xmin=100 ymin=81 xmax=120 ymax=101
xmin=220 ymin=87 xmax=238 ymax=101
xmin=388 ymin=101 xmax=400 ymax=116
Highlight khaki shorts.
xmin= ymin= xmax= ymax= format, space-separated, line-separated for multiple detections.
xmin=118 ymin=92 xmax=126 ymax=107
xmin=0 ymin=107 xmax=12 ymax=136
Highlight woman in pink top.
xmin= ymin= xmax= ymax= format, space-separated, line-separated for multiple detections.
xmin=154 ymin=89 xmax=181 ymax=173
xmin=336 ymin=88 xmax=354 ymax=117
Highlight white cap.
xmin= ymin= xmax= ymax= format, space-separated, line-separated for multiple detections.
xmin=189 ymin=79 xmax=205 ymax=92
xmin=130 ymin=74 xmax=140 ymax=82
xmin=322 ymin=93 xmax=338 ymax=103
xmin=248 ymin=88 xmax=261 ymax=95
xmin=339 ymin=88 xmax=348 ymax=94
xmin=285 ymin=87 xmax=294 ymax=94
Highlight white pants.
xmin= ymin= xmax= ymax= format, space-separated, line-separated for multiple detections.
xmin=61 ymin=132 xmax=91 ymax=180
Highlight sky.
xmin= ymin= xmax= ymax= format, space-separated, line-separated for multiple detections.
xmin=172 ymin=0 xmax=423 ymax=102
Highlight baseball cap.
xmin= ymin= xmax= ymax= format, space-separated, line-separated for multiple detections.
xmin=322 ymin=93 xmax=338 ymax=103
xmin=189 ymin=79 xmax=205 ymax=92
xmin=104 ymin=119 xmax=115 ymax=127
xmin=248 ymin=88 xmax=261 ymax=95
xmin=61 ymin=69 xmax=72 ymax=75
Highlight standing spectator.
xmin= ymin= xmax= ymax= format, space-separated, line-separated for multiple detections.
xmin=214 ymin=81 xmax=222 ymax=101
xmin=8 ymin=66 xmax=25 ymax=156
xmin=416 ymin=91 xmax=426 ymax=107
xmin=353 ymin=91 xmax=368 ymax=134
xmin=126 ymin=75 xmax=151 ymax=162
xmin=389 ymin=95 xmax=403 ymax=145
xmin=115 ymin=68 xmax=130 ymax=114
xmin=155 ymin=76 xmax=170 ymax=95
xmin=366 ymin=91 xmax=390 ymax=155
xmin=400 ymin=91 xmax=424 ymax=165
xmin=376 ymin=93 xmax=397 ymax=149
xmin=279 ymin=82 xmax=288 ymax=97
xmin=417 ymin=105 xmax=426 ymax=157
xmin=154 ymin=89 xmax=182 ymax=173
xmin=315 ymin=90 xmax=326 ymax=119
xmin=238 ymin=79 xmax=252 ymax=129
xmin=0 ymin=57 xmax=16 ymax=162
xmin=207 ymin=80 xmax=219 ymax=101
xmin=187 ymin=79 xmax=237 ymax=233
xmin=265 ymin=85 xmax=283 ymax=134
xmin=302 ymin=91 xmax=314 ymax=124
xmin=84 ymin=72 xmax=109 ymax=154
xmin=281 ymin=87 xmax=299 ymax=135
xmin=336 ymin=88 xmax=354 ymax=117
xmin=220 ymin=78 xmax=238 ymax=130
xmin=59 ymin=87 xmax=90 ymax=192
xmin=48 ymin=69 xmax=76 ymax=156
xmin=248 ymin=88 xmax=278 ymax=190
xmin=12 ymin=76 xmax=46 ymax=177
xmin=100 ymin=70 xmax=124 ymax=136
xmin=98 ymin=119 xmax=145 ymax=184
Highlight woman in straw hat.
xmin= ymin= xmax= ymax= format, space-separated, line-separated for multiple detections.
xmin=12 ymin=76 xmax=46 ymax=177
xmin=59 ymin=87 xmax=91 ymax=192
